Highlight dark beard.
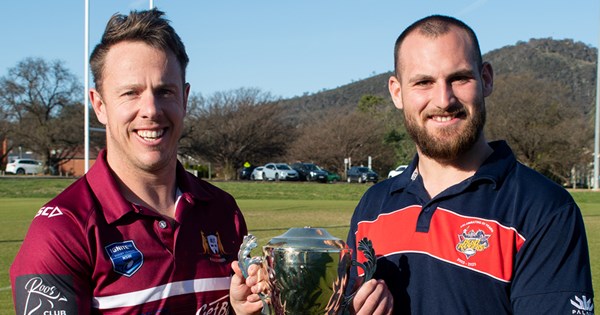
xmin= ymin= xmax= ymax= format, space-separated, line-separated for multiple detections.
xmin=404 ymin=104 xmax=486 ymax=161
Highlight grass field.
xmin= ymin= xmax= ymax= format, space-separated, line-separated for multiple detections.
xmin=1 ymin=178 xmax=599 ymax=313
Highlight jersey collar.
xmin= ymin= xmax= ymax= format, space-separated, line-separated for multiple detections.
xmin=86 ymin=149 xmax=135 ymax=224
xmin=86 ymin=150 xmax=218 ymax=224
xmin=389 ymin=140 xmax=517 ymax=196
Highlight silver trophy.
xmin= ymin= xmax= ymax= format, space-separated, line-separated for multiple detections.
xmin=238 ymin=227 xmax=376 ymax=315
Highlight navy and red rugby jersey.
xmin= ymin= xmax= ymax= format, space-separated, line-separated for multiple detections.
xmin=10 ymin=150 xmax=247 ymax=314
xmin=348 ymin=141 xmax=594 ymax=314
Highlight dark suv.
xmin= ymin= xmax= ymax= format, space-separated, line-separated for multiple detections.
xmin=347 ymin=166 xmax=378 ymax=183
xmin=239 ymin=166 xmax=257 ymax=180
xmin=291 ymin=162 xmax=328 ymax=183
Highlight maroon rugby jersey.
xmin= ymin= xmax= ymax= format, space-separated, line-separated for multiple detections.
xmin=10 ymin=150 xmax=247 ymax=314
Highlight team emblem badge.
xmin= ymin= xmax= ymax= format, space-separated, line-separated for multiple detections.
xmin=105 ymin=240 xmax=144 ymax=277
xmin=456 ymin=228 xmax=490 ymax=259
xmin=201 ymin=231 xmax=228 ymax=262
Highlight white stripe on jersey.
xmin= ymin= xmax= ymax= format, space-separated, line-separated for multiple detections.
xmin=92 ymin=276 xmax=231 ymax=309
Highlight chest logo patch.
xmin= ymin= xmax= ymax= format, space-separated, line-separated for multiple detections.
xmin=105 ymin=240 xmax=144 ymax=277
xmin=201 ymin=231 xmax=228 ymax=262
xmin=456 ymin=221 xmax=492 ymax=259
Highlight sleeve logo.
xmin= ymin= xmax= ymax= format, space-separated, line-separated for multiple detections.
xmin=14 ymin=274 xmax=77 ymax=314
xmin=35 ymin=206 xmax=63 ymax=218
xmin=105 ymin=240 xmax=144 ymax=277
xmin=570 ymin=295 xmax=594 ymax=314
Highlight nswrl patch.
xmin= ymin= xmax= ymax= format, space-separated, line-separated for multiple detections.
xmin=105 ymin=240 xmax=144 ymax=277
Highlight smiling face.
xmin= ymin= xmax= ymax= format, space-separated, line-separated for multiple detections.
xmin=389 ymin=26 xmax=493 ymax=161
xmin=90 ymin=41 xmax=189 ymax=175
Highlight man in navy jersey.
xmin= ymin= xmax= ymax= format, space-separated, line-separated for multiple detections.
xmin=349 ymin=15 xmax=594 ymax=314
xmin=10 ymin=9 xmax=261 ymax=314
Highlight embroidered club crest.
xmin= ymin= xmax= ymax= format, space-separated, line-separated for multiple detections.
xmin=201 ymin=231 xmax=228 ymax=262
xmin=456 ymin=228 xmax=490 ymax=259
xmin=105 ymin=240 xmax=144 ymax=277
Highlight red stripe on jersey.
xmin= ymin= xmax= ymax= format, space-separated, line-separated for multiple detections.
xmin=355 ymin=206 xmax=526 ymax=282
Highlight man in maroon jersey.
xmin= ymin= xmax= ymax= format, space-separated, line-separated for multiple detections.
xmin=11 ymin=9 xmax=262 ymax=314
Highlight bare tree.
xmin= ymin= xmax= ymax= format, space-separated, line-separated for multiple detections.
xmin=0 ymin=58 xmax=83 ymax=173
xmin=286 ymin=108 xmax=396 ymax=174
xmin=486 ymin=74 xmax=591 ymax=184
xmin=180 ymin=88 xmax=295 ymax=179
xmin=0 ymin=98 xmax=14 ymax=169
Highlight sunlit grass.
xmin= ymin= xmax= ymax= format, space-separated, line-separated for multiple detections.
xmin=1 ymin=178 xmax=598 ymax=313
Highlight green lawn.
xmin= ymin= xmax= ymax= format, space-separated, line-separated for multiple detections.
xmin=1 ymin=179 xmax=599 ymax=313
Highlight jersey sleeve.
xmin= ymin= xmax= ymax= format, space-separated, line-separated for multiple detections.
xmin=346 ymin=194 xmax=370 ymax=289
xmin=511 ymin=202 xmax=594 ymax=314
xmin=347 ymin=202 xmax=360 ymax=261
xmin=10 ymin=205 xmax=93 ymax=314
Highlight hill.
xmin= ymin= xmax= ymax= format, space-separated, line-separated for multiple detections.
xmin=276 ymin=72 xmax=392 ymax=125
xmin=278 ymin=38 xmax=598 ymax=122
xmin=485 ymin=38 xmax=597 ymax=115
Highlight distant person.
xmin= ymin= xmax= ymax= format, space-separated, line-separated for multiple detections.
xmin=10 ymin=9 xmax=261 ymax=314
xmin=347 ymin=14 xmax=594 ymax=314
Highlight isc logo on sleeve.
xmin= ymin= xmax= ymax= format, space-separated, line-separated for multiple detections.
xmin=35 ymin=206 xmax=64 ymax=218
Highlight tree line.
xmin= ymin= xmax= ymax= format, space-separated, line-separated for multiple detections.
xmin=0 ymin=54 xmax=595 ymax=186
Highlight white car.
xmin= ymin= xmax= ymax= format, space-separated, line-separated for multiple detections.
xmin=250 ymin=166 xmax=264 ymax=180
xmin=388 ymin=165 xmax=408 ymax=178
xmin=5 ymin=158 xmax=43 ymax=175
xmin=262 ymin=163 xmax=299 ymax=181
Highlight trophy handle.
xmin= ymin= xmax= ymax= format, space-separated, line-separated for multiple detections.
xmin=237 ymin=234 xmax=273 ymax=315
xmin=342 ymin=237 xmax=377 ymax=311
xmin=238 ymin=234 xmax=263 ymax=278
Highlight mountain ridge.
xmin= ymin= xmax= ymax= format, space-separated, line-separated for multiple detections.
xmin=278 ymin=38 xmax=597 ymax=121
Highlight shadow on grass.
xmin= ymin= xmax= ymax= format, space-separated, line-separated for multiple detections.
xmin=250 ymin=224 xmax=349 ymax=232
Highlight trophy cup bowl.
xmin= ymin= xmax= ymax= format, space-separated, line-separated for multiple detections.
xmin=238 ymin=227 xmax=376 ymax=315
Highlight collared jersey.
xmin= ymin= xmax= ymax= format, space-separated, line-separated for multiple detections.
xmin=10 ymin=149 xmax=247 ymax=314
xmin=348 ymin=141 xmax=594 ymax=314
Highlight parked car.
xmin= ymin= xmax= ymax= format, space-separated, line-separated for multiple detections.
xmin=5 ymin=158 xmax=43 ymax=175
xmin=250 ymin=166 xmax=264 ymax=180
xmin=291 ymin=162 xmax=328 ymax=182
xmin=262 ymin=163 xmax=299 ymax=181
xmin=388 ymin=165 xmax=408 ymax=178
xmin=239 ymin=165 xmax=257 ymax=180
xmin=347 ymin=166 xmax=378 ymax=183
xmin=324 ymin=170 xmax=341 ymax=183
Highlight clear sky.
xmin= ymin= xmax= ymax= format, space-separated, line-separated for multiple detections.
xmin=1 ymin=0 xmax=598 ymax=99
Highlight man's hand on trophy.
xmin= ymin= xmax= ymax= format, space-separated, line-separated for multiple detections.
xmin=351 ymin=279 xmax=393 ymax=315
xmin=230 ymin=261 xmax=268 ymax=315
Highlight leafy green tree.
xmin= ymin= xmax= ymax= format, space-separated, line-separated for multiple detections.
xmin=384 ymin=127 xmax=416 ymax=166
xmin=359 ymin=93 xmax=415 ymax=167
xmin=358 ymin=94 xmax=386 ymax=114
